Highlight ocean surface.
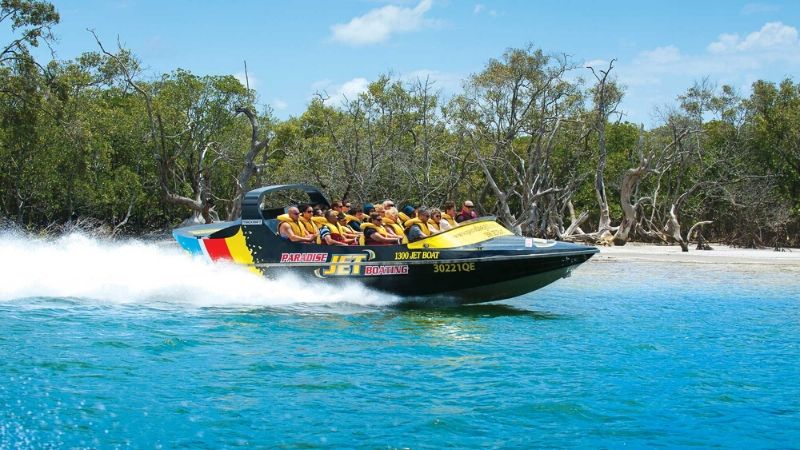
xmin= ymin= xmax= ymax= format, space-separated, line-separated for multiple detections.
xmin=1 ymin=233 xmax=799 ymax=448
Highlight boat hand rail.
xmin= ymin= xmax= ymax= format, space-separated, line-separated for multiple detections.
xmin=241 ymin=184 xmax=331 ymax=222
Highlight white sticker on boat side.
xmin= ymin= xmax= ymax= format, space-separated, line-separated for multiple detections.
xmin=242 ymin=219 xmax=262 ymax=225
xmin=532 ymin=238 xmax=557 ymax=248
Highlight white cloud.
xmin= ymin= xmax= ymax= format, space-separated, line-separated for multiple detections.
xmin=401 ymin=69 xmax=463 ymax=93
xmin=638 ymin=45 xmax=682 ymax=64
xmin=337 ymin=77 xmax=370 ymax=100
xmin=330 ymin=0 xmax=433 ymax=46
xmin=312 ymin=78 xmax=370 ymax=105
xmin=614 ymin=22 xmax=800 ymax=127
xmin=473 ymin=3 xmax=498 ymax=16
xmin=311 ymin=71 xmax=463 ymax=107
xmin=707 ymin=21 xmax=800 ymax=54
xmin=622 ymin=22 xmax=800 ymax=87
xmin=272 ymin=99 xmax=288 ymax=110
xmin=234 ymin=71 xmax=258 ymax=89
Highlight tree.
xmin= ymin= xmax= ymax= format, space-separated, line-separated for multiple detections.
xmin=450 ymin=45 xmax=585 ymax=235
xmin=0 ymin=0 xmax=59 ymax=66
xmin=93 ymin=34 xmax=256 ymax=224
xmin=586 ymin=59 xmax=623 ymax=241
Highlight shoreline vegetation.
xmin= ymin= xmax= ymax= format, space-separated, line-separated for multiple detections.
xmin=2 ymin=1 xmax=799 ymax=250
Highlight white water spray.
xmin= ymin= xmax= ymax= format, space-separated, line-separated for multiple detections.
xmin=0 ymin=232 xmax=398 ymax=308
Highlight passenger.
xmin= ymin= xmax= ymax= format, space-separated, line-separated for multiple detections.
xmin=313 ymin=206 xmax=324 ymax=217
xmin=456 ymin=200 xmax=478 ymax=223
xmin=440 ymin=200 xmax=458 ymax=230
xmin=382 ymin=207 xmax=406 ymax=240
xmin=382 ymin=200 xmax=395 ymax=210
xmin=361 ymin=213 xmax=402 ymax=245
xmin=374 ymin=204 xmax=385 ymax=217
xmin=406 ymin=207 xmax=432 ymax=242
xmin=428 ymin=208 xmax=443 ymax=234
xmin=342 ymin=201 xmax=352 ymax=215
xmin=399 ymin=205 xmax=416 ymax=224
xmin=363 ymin=203 xmax=375 ymax=216
xmin=298 ymin=205 xmax=321 ymax=243
xmin=278 ymin=206 xmax=317 ymax=243
xmin=331 ymin=201 xmax=344 ymax=216
xmin=348 ymin=206 xmax=364 ymax=232
xmin=337 ymin=213 xmax=361 ymax=244
xmin=319 ymin=210 xmax=350 ymax=246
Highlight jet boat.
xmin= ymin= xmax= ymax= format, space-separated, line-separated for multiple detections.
xmin=172 ymin=184 xmax=598 ymax=304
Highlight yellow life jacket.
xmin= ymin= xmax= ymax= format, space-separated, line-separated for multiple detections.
xmin=298 ymin=216 xmax=321 ymax=244
xmin=311 ymin=216 xmax=328 ymax=227
xmin=276 ymin=214 xmax=305 ymax=238
xmin=382 ymin=217 xmax=405 ymax=238
xmin=398 ymin=212 xmax=411 ymax=224
xmin=339 ymin=222 xmax=356 ymax=234
xmin=320 ymin=221 xmax=346 ymax=243
xmin=358 ymin=222 xmax=388 ymax=245
xmin=441 ymin=213 xmax=457 ymax=227
xmin=343 ymin=214 xmax=360 ymax=224
xmin=404 ymin=217 xmax=431 ymax=236
xmin=299 ymin=216 xmax=318 ymax=234
xmin=428 ymin=219 xmax=441 ymax=232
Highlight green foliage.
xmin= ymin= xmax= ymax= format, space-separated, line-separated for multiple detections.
xmin=0 ymin=4 xmax=797 ymax=244
xmin=745 ymin=79 xmax=800 ymax=211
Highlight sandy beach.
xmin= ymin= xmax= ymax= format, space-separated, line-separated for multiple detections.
xmin=595 ymin=242 xmax=800 ymax=266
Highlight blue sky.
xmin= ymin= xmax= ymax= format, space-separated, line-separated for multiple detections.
xmin=25 ymin=0 xmax=800 ymax=127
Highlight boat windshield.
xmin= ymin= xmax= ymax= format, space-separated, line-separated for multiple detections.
xmin=260 ymin=188 xmax=321 ymax=220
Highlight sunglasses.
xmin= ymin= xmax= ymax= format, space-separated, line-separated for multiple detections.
xmin=387 ymin=203 xmax=395 ymax=207
xmin=304 ymin=210 xmax=313 ymax=213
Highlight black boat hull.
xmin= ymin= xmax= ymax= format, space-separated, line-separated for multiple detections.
xmin=172 ymin=184 xmax=598 ymax=305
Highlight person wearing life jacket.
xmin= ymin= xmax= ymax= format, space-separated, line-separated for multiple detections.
xmin=319 ymin=210 xmax=350 ymax=246
xmin=337 ymin=213 xmax=361 ymax=244
xmin=361 ymin=213 xmax=402 ymax=245
xmin=456 ymin=200 xmax=478 ymax=223
xmin=398 ymin=205 xmax=415 ymax=224
xmin=382 ymin=207 xmax=406 ymax=241
xmin=363 ymin=203 xmax=375 ymax=216
xmin=331 ymin=200 xmax=344 ymax=216
xmin=278 ymin=206 xmax=317 ymax=243
xmin=298 ymin=204 xmax=322 ymax=244
xmin=348 ymin=206 xmax=365 ymax=232
xmin=406 ymin=207 xmax=432 ymax=243
xmin=428 ymin=208 xmax=443 ymax=234
xmin=440 ymin=200 xmax=458 ymax=230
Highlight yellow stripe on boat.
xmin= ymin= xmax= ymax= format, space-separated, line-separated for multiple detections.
xmin=407 ymin=220 xmax=513 ymax=249
xmin=225 ymin=228 xmax=260 ymax=274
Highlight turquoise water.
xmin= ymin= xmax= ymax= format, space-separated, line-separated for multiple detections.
xmin=1 ymin=234 xmax=799 ymax=448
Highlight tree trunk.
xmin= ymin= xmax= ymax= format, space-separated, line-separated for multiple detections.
xmin=595 ymin=127 xmax=611 ymax=232
xmin=612 ymin=161 xmax=648 ymax=245
xmin=666 ymin=204 xmax=689 ymax=252
xmin=228 ymin=107 xmax=269 ymax=220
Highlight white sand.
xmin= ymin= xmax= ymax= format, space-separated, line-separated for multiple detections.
xmin=595 ymin=242 xmax=800 ymax=266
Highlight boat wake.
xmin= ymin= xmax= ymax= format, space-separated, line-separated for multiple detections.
xmin=0 ymin=232 xmax=399 ymax=309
